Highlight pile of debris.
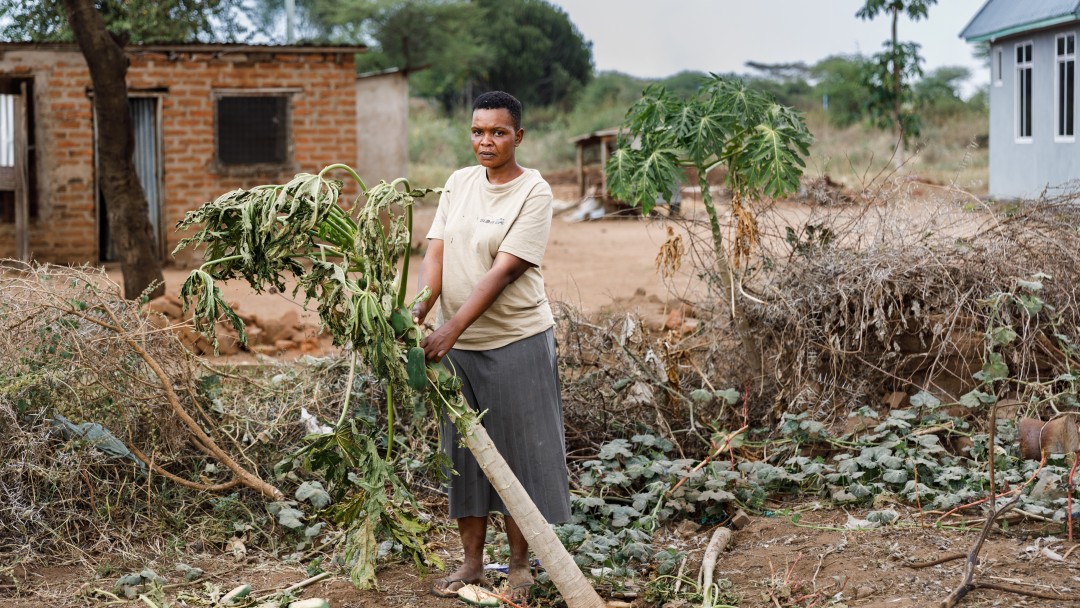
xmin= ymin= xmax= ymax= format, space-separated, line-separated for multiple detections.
xmin=148 ymin=294 xmax=325 ymax=357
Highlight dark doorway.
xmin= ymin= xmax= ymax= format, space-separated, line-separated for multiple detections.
xmin=97 ymin=95 xmax=163 ymax=261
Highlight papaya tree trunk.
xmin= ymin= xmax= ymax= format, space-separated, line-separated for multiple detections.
xmin=698 ymin=173 xmax=763 ymax=379
xmin=457 ymin=415 xmax=606 ymax=608
xmin=891 ymin=6 xmax=906 ymax=167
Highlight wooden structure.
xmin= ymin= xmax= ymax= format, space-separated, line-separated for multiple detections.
xmin=569 ymin=126 xmax=682 ymax=216
xmin=0 ymin=79 xmax=30 ymax=260
xmin=570 ymin=127 xmax=620 ymax=202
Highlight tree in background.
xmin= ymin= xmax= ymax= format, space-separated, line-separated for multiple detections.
xmin=809 ymin=55 xmax=872 ymax=128
xmin=745 ymin=61 xmax=815 ymax=109
xmin=0 ymin=0 xmax=248 ymax=43
xmin=249 ymin=0 xmax=592 ymax=111
xmin=59 ymin=0 xmax=163 ymax=299
xmin=360 ymin=1 xmax=493 ymax=111
xmin=249 ymin=0 xmax=492 ymax=110
xmin=473 ymin=0 xmax=592 ymax=109
xmin=856 ymin=0 xmax=937 ymax=164
xmin=1 ymin=0 xmax=249 ymax=298
xmin=914 ymin=66 xmax=971 ymax=119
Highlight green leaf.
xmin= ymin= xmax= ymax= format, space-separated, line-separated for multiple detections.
xmin=1017 ymin=294 xmax=1044 ymax=315
xmin=882 ymin=469 xmax=908 ymax=484
xmin=989 ymin=326 xmax=1018 ymax=345
xmin=296 ymin=480 xmax=332 ymax=509
xmin=909 ymin=391 xmax=940 ymax=409
xmin=973 ymin=352 xmax=1009 ymax=383
xmin=599 ymin=439 xmax=633 ymax=461
xmin=276 ymin=506 xmax=306 ymax=529
xmin=959 ymin=390 xmax=997 ymax=408
xmin=714 ymin=388 xmax=741 ymax=404
xmin=689 ymin=389 xmax=713 ymax=403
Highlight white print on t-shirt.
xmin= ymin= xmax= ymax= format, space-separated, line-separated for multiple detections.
xmin=478 ymin=215 xmax=506 ymax=225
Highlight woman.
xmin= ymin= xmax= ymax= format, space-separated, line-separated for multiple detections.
xmin=413 ymin=91 xmax=571 ymax=602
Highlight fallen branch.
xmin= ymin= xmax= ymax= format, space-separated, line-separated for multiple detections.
xmin=59 ymin=302 xmax=283 ymax=501
xmin=699 ymin=526 xmax=733 ymax=608
xmin=906 ymin=553 xmax=966 ymax=569
xmin=939 ymin=399 xmax=1043 ymax=608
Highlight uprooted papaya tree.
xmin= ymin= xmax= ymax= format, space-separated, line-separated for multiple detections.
xmin=606 ymin=75 xmax=813 ymax=379
xmin=174 ymin=165 xmax=607 ymax=606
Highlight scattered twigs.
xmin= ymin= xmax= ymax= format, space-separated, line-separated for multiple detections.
xmin=1068 ymin=452 xmax=1080 ymax=542
xmin=1063 ymin=544 xmax=1080 ymax=560
xmin=128 ymin=444 xmax=242 ymax=493
xmin=251 ymin=571 xmax=333 ymax=601
xmin=0 ymin=262 xmax=307 ymax=562
xmin=938 ymin=490 xmax=1016 ymax=608
xmin=950 ymin=581 xmax=1080 ymax=603
xmin=67 ymin=302 xmax=283 ymax=500
xmin=907 ymin=553 xmax=967 ymax=569
xmin=668 ymin=426 xmax=748 ymax=496
xmin=939 ymin=398 xmax=1047 ymax=608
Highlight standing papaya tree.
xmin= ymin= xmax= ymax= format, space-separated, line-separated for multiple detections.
xmin=857 ymin=0 xmax=937 ymax=165
xmin=174 ymin=166 xmax=605 ymax=606
xmin=606 ymin=76 xmax=813 ymax=378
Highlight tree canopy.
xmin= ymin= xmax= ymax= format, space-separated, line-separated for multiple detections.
xmin=472 ymin=0 xmax=592 ymax=109
xmin=249 ymin=0 xmax=592 ymax=110
xmin=0 ymin=0 xmax=250 ymax=43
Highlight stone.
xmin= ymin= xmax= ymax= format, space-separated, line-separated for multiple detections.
xmin=730 ymin=509 xmax=752 ymax=530
xmin=257 ymin=309 xmax=301 ymax=345
xmin=882 ymin=391 xmax=908 ymax=410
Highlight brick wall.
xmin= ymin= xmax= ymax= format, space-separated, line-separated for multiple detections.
xmin=0 ymin=45 xmax=358 ymax=264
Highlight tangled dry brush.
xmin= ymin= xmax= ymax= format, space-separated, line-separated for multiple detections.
xmin=5 ymin=180 xmax=1080 ymax=565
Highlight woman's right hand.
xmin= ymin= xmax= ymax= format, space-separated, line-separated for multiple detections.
xmin=420 ymin=319 xmax=462 ymax=362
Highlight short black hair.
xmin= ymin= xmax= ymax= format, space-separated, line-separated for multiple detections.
xmin=473 ymin=91 xmax=522 ymax=130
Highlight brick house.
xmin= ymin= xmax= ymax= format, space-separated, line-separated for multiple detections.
xmin=0 ymin=43 xmax=387 ymax=264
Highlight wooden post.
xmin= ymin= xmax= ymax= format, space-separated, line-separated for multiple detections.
xmin=576 ymin=142 xmax=585 ymax=199
xmin=14 ymin=81 xmax=29 ymax=261
xmin=599 ymin=136 xmax=610 ymax=205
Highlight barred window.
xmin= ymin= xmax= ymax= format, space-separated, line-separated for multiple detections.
xmin=215 ymin=95 xmax=289 ymax=165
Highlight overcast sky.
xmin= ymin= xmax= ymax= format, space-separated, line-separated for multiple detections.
xmin=547 ymin=0 xmax=989 ymax=94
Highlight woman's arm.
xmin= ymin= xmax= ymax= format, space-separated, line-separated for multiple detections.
xmin=412 ymin=238 xmax=444 ymax=325
xmin=419 ymin=251 xmax=533 ymax=361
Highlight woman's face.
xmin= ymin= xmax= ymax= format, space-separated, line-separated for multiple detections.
xmin=471 ymin=108 xmax=522 ymax=172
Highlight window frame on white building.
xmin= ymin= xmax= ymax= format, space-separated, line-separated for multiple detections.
xmin=1055 ymin=32 xmax=1076 ymax=142
xmin=1016 ymin=40 xmax=1034 ymax=143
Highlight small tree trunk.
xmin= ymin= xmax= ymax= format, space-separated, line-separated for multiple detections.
xmin=62 ymin=0 xmax=164 ymax=300
xmin=891 ymin=7 xmax=906 ymax=167
xmin=698 ymin=174 xmax=763 ymax=379
xmin=457 ymin=416 xmax=606 ymax=608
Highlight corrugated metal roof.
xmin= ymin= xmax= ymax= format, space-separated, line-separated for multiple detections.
xmin=961 ymin=0 xmax=1080 ymax=41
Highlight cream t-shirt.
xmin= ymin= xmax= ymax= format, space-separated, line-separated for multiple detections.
xmin=426 ymin=165 xmax=555 ymax=350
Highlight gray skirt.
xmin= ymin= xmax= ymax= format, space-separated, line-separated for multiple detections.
xmin=440 ymin=328 xmax=572 ymax=523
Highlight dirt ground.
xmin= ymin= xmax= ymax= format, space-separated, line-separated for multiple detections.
xmin=13 ymin=185 xmax=1079 ymax=607
xmin=134 ymin=183 xmax=694 ymax=361
xmin=8 ymin=504 xmax=1080 ymax=608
